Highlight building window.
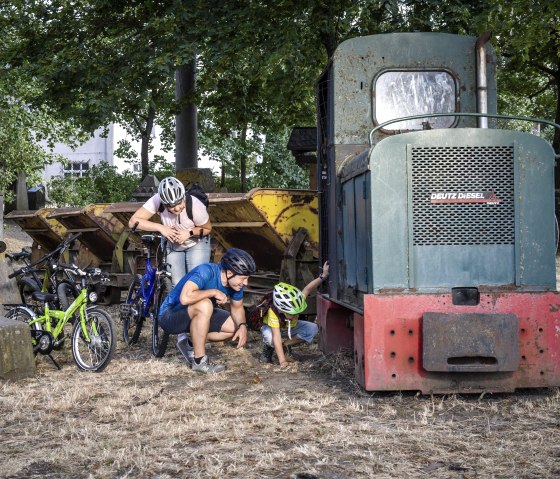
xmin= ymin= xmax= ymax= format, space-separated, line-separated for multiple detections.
xmin=374 ymin=70 xmax=457 ymax=131
xmin=64 ymin=161 xmax=90 ymax=177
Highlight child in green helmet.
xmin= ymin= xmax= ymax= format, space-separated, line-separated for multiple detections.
xmin=260 ymin=261 xmax=329 ymax=368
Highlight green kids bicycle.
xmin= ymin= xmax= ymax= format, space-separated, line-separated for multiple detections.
xmin=6 ymin=263 xmax=116 ymax=372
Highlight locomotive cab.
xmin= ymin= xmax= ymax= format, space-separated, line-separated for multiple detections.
xmin=316 ymin=32 xmax=560 ymax=393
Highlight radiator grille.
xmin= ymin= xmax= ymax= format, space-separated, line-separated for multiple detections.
xmin=411 ymin=146 xmax=514 ymax=246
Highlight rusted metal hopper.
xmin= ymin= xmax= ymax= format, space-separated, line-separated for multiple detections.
xmin=5 ymin=208 xmax=68 ymax=255
xmin=209 ymin=188 xmax=318 ymax=271
xmin=106 ymin=188 xmax=319 ymax=271
xmin=46 ymin=204 xmax=125 ymax=265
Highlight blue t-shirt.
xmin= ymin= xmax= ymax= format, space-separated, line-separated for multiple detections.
xmin=159 ymin=263 xmax=244 ymax=314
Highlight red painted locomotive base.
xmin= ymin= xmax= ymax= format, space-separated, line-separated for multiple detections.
xmin=317 ymin=293 xmax=560 ymax=394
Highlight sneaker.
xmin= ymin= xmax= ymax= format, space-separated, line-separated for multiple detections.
xmin=260 ymin=344 xmax=274 ymax=363
xmin=177 ymin=333 xmax=194 ymax=365
xmin=191 ymin=355 xmax=226 ymax=374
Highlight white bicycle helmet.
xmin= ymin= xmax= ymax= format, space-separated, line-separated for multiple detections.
xmin=273 ymin=282 xmax=307 ymax=315
xmin=158 ymin=177 xmax=185 ymax=206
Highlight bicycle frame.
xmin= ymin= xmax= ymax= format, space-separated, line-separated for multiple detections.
xmin=129 ymin=236 xmax=168 ymax=318
xmin=139 ymin=257 xmax=158 ymax=319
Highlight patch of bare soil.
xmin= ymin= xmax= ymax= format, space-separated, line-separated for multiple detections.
xmin=2 ymin=220 xmax=33 ymax=254
xmin=1 ymin=223 xmax=559 ymax=479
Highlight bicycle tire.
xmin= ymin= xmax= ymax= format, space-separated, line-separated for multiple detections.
xmin=57 ymin=280 xmax=80 ymax=311
xmin=71 ymin=306 xmax=116 ymax=372
xmin=151 ymin=276 xmax=171 ymax=357
xmin=121 ymin=274 xmax=145 ymax=345
xmin=17 ymin=277 xmax=41 ymax=305
xmin=5 ymin=306 xmax=41 ymax=354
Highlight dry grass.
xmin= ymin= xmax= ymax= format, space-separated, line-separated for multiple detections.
xmin=1 ymin=222 xmax=560 ymax=478
xmin=1 ymin=323 xmax=559 ymax=479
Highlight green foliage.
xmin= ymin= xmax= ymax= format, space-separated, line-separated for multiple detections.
xmin=1 ymin=0 xmax=559 ymax=196
xmin=47 ymin=162 xmax=139 ymax=207
xmin=250 ymin=129 xmax=308 ymax=189
xmin=0 ymin=72 xmax=86 ymax=201
xmin=483 ymin=0 xmax=560 ymax=152
xmin=149 ymin=156 xmax=176 ymax=180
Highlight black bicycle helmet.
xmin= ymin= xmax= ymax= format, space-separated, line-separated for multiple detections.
xmin=221 ymin=248 xmax=257 ymax=276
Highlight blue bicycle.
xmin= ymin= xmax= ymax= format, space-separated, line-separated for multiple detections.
xmin=120 ymin=232 xmax=172 ymax=357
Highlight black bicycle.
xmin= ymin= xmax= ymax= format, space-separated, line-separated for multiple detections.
xmin=120 ymin=230 xmax=172 ymax=357
xmin=7 ymin=233 xmax=82 ymax=310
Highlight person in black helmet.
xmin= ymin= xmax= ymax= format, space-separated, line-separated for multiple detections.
xmin=158 ymin=248 xmax=257 ymax=373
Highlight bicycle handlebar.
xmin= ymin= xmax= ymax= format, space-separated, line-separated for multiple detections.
xmin=8 ymin=266 xmax=42 ymax=279
xmin=141 ymin=233 xmax=163 ymax=243
xmin=8 ymin=269 xmax=21 ymax=279
xmin=5 ymin=250 xmax=32 ymax=262
xmin=17 ymin=232 xmax=83 ymax=272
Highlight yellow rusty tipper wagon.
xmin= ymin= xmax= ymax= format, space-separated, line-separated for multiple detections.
xmin=107 ymin=188 xmax=320 ymax=308
xmin=5 ymin=188 xmax=319 ymax=309
xmin=6 ymin=204 xmax=130 ymax=304
xmin=4 ymin=208 xmax=69 ymax=261
xmin=210 ymin=188 xmax=319 ymax=309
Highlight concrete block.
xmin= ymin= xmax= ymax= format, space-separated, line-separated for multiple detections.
xmin=0 ymin=316 xmax=35 ymax=380
xmin=0 ymin=262 xmax=22 ymax=305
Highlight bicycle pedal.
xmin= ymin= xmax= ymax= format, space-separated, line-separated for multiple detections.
xmin=120 ymin=303 xmax=132 ymax=319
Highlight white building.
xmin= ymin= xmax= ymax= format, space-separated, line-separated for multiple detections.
xmin=43 ymin=124 xmax=117 ymax=180
xmin=42 ymin=124 xmax=218 ymax=181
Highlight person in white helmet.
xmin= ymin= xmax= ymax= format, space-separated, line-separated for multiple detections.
xmin=129 ymin=176 xmax=212 ymax=287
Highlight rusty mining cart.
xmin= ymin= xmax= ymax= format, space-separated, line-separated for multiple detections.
xmin=4 ymin=188 xmax=319 ymax=309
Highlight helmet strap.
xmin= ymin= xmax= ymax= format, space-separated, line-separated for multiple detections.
xmin=225 ymin=270 xmax=237 ymax=284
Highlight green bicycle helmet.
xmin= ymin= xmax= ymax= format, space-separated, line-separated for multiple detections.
xmin=272 ymin=282 xmax=307 ymax=315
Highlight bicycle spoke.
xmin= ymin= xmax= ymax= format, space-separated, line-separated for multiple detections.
xmin=71 ymin=308 xmax=116 ymax=372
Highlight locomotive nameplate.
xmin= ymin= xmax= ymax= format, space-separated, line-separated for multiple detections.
xmin=430 ymin=191 xmax=502 ymax=204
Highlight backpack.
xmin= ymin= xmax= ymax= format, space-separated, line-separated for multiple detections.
xmin=247 ymin=291 xmax=287 ymax=331
xmin=185 ymin=183 xmax=209 ymax=221
xmin=158 ymin=182 xmax=209 ymax=221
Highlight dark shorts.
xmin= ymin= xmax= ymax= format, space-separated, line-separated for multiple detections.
xmin=159 ymin=303 xmax=230 ymax=335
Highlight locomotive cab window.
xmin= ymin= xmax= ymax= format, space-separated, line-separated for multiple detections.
xmin=374 ymin=70 xmax=457 ymax=131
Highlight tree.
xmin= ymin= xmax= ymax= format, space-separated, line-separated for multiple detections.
xmin=195 ymin=0 xmax=391 ymax=191
xmin=251 ymin=129 xmax=308 ymax=190
xmin=4 ymin=0 xmax=557 ymax=197
xmin=484 ymin=0 xmax=560 ymax=158
xmin=0 ymin=0 xmax=188 ymax=179
xmin=0 ymin=71 xmax=85 ymax=201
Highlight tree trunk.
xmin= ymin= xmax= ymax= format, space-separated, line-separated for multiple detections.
xmin=141 ymin=102 xmax=156 ymax=179
xmin=240 ymin=128 xmax=247 ymax=192
xmin=175 ymin=61 xmax=198 ymax=172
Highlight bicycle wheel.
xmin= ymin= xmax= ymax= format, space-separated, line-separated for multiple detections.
xmin=152 ymin=277 xmax=171 ymax=357
xmin=71 ymin=306 xmax=116 ymax=372
xmin=5 ymin=306 xmax=41 ymax=353
xmin=57 ymin=280 xmax=80 ymax=327
xmin=57 ymin=280 xmax=80 ymax=311
xmin=121 ymin=274 xmax=145 ymax=345
xmin=17 ymin=277 xmax=41 ymax=305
